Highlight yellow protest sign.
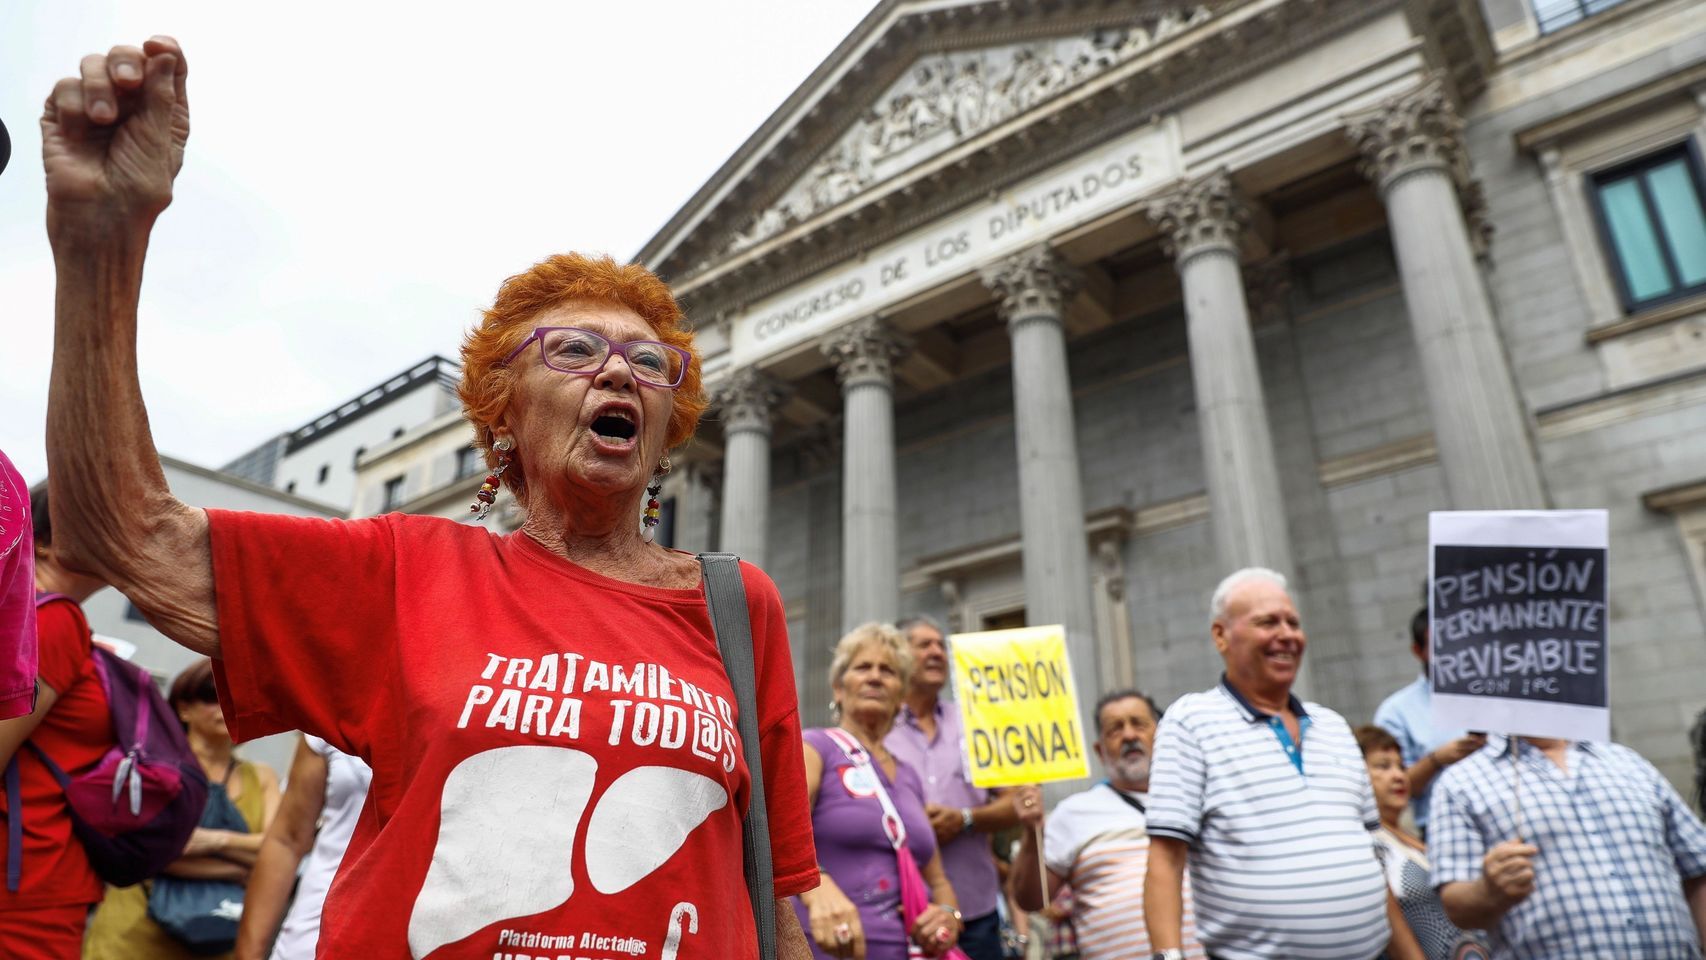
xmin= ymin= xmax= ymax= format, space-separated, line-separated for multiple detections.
xmin=949 ymin=625 xmax=1089 ymax=788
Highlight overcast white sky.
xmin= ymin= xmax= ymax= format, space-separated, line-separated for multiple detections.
xmin=0 ymin=1 xmax=878 ymax=484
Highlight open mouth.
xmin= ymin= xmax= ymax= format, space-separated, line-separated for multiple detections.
xmin=591 ymin=411 xmax=638 ymax=442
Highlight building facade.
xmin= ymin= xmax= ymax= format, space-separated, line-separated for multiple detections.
xmin=638 ymin=0 xmax=1706 ymax=789
xmin=224 ymin=356 xmax=464 ymax=513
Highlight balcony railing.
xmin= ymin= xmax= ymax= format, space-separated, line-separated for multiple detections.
xmin=1532 ymin=0 xmax=1631 ymax=34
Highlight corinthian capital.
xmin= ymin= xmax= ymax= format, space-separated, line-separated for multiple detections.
xmin=822 ymin=317 xmax=908 ymax=392
xmin=710 ymin=366 xmax=789 ymax=436
xmin=979 ymin=245 xmax=1084 ymax=327
xmin=1144 ymin=169 xmax=1249 ymax=267
xmin=1345 ymin=77 xmax=1466 ymax=194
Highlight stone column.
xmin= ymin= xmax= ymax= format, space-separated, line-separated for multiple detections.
xmin=710 ymin=367 xmax=787 ymax=568
xmin=980 ymin=246 xmax=1099 ymax=751
xmin=1146 ymin=170 xmax=1296 ymax=576
xmin=1348 ymin=79 xmax=1547 ymax=509
xmin=823 ymin=318 xmax=907 ymax=631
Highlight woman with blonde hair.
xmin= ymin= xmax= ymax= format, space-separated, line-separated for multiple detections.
xmin=797 ymin=623 xmax=964 ymax=959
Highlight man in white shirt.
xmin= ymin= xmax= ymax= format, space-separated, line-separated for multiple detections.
xmin=1011 ymin=690 xmax=1205 ymax=959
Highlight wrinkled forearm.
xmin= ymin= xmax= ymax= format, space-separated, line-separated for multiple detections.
xmin=162 ymin=855 xmax=247 ymax=881
xmin=48 ymin=233 xmax=218 ymax=656
xmin=1440 ymin=879 xmax=1513 ymax=931
xmin=1685 ymin=874 xmax=1705 ymax=948
xmin=1144 ymin=837 xmax=1188 ymax=950
xmin=776 ymin=902 xmax=811 ymax=960
xmin=1011 ymin=826 xmax=1059 ymax=912
xmin=234 ymin=832 xmax=308 ymax=960
xmin=1406 ymin=753 xmax=1441 ymax=795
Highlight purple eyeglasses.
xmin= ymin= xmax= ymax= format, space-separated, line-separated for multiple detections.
xmin=502 ymin=327 xmax=689 ymax=389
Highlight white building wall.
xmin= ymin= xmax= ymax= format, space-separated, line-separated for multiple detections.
xmin=275 ymin=380 xmax=458 ymax=512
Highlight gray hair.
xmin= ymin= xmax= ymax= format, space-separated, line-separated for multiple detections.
xmin=828 ymin=622 xmax=915 ymax=707
xmin=1210 ymin=567 xmax=1289 ymax=623
xmin=896 ymin=614 xmax=945 ymax=640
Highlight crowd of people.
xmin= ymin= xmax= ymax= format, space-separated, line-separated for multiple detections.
xmin=3 ymin=31 xmax=1706 ymax=960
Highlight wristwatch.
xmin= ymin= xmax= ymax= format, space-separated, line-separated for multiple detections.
xmin=959 ymin=807 xmax=974 ymax=834
xmin=1152 ymin=950 xmax=1185 ymax=960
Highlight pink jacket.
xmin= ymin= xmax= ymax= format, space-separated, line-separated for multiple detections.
xmin=0 ymin=449 xmax=35 ymax=720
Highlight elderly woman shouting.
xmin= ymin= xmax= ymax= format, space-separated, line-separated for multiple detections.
xmin=42 ymin=37 xmax=817 ymax=960
xmin=798 ymin=624 xmax=964 ymax=960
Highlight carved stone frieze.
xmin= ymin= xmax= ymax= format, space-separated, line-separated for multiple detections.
xmin=1345 ymin=76 xmax=1468 ymax=194
xmin=822 ymin=317 xmax=909 ymax=391
xmin=979 ymin=245 xmax=1084 ymax=325
xmin=1144 ymin=168 xmax=1248 ymax=267
xmin=723 ymin=6 xmax=1216 ymax=255
xmin=795 ymin=417 xmax=844 ymax=473
xmin=1243 ymin=254 xmax=1294 ymax=326
xmin=709 ymin=366 xmax=789 ymax=436
xmin=1459 ymin=177 xmax=1496 ymax=260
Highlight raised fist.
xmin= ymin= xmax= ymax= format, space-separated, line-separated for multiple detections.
xmin=42 ymin=36 xmax=190 ymax=236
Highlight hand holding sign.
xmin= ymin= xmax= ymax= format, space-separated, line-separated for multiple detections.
xmin=1011 ymin=785 xmax=1044 ymax=829
xmin=1432 ymin=733 xmax=1488 ymax=766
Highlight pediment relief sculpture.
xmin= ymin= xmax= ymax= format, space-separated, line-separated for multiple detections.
xmin=722 ymin=6 xmax=1214 ymax=257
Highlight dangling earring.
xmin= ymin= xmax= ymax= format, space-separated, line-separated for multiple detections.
xmin=641 ymin=455 xmax=671 ymax=542
xmin=471 ymin=437 xmax=513 ymax=522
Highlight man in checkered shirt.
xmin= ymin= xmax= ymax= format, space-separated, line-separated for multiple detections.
xmin=1431 ymin=733 xmax=1706 ymax=958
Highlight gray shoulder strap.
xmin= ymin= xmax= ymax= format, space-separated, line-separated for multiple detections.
xmin=698 ymin=552 xmax=776 ymax=960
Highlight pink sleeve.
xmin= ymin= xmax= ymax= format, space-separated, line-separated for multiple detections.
xmin=0 ymin=451 xmax=36 ymax=720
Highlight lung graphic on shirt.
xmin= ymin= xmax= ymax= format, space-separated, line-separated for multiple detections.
xmin=406 ymin=745 xmax=729 ymax=959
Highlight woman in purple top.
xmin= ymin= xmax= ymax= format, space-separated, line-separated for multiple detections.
xmin=796 ymin=622 xmax=963 ymax=959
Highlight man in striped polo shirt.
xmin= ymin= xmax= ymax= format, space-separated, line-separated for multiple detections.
xmin=1010 ymin=689 xmax=1206 ymax=959
xmin=1143 ymin=567 xmax=1422 ymax=960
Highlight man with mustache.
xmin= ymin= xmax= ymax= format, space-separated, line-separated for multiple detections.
xmin=1011 ymin=690 xmax=1205 ymax=959
xmin=885 ymin=616 xmax=1022 ymax=960
xmin=1143 ymin=567 xmax=1423 ymax=960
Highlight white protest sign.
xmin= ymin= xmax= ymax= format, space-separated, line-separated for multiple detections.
xmin=1428 ymin=510 xmax=1610 ymax=742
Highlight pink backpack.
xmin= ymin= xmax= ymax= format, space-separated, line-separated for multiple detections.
xmin=5 ymin=596 xmax=209 ymax=890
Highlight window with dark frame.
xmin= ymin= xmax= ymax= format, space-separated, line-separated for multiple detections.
xmin=455 ymin=447 xmax=481 ymax=480
xmin=317 ymin=464 xmax=330 ymax=484
xmin=1531 ymin=0 xmax=1630 ymax=34
xmin=1588 ymin=143 xmax=1706 ymax=314
xmin=382 ymin=475 xmax=406 ymax=512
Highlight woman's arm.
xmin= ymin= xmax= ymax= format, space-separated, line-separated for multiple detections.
xmin=204 ymin=762 xmax=282 ymax=866
xmin=43 ymin=38 xmax=219 ymax=657
xmin=161 ymin=855 xmax=248 ymax=882
xmin=236 ymin=740 xmax=328 ymax=960
xmin=802 ymin=741 xmax=823 ymax=806
xmin=0 ymin=683 xmax=58 ymax=769
xmin=910 ymin=851 xmax=962 ymax=958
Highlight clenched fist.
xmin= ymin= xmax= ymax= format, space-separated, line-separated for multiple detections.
xmin=42 ymin=36 xmax=190 ymax=239
xmin=1481 ymin=839 xmax=1538 ymax=906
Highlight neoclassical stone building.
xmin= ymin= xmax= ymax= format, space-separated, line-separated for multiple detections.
xmin=638 ymin=0 xmax=1706 ymax=789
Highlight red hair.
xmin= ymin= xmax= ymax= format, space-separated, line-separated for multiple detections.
xmin=458 ymin=253 xmax=707 ymax=497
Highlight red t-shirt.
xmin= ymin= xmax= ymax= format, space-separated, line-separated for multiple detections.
xmin=0 ymin=598 xmax=111 ymax=910
xmin=207 ymin=511 xmax=817 ymax=960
